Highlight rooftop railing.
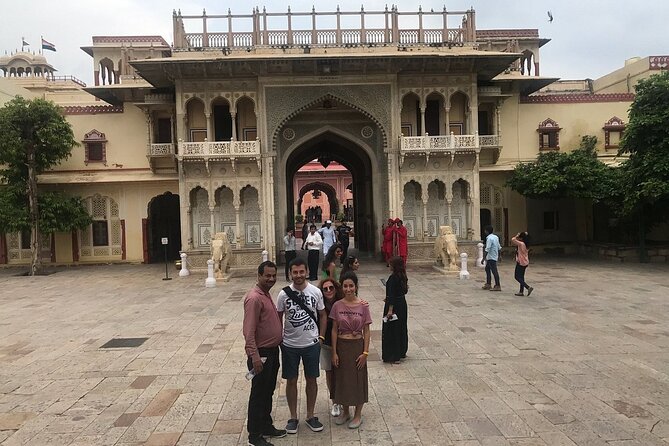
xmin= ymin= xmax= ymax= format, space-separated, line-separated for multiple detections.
xmin=173 ymin=6 xmax=476 ymax=50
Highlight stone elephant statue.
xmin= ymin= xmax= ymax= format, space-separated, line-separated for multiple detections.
xmin=434 ymin=225 xmax=459 ymax=271
xmin=211 ymin=232 xmax=231 ymax=277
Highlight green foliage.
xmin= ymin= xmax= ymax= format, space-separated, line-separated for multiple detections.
xmin=507 ymin=136 xmax=617 ymax=202
xmin=618 ymin=71 xmax=669 ymax=222
xmin=0 ymin=97 xmax=90 ymax=272
xmin=0 ymin=96 xmax=78 ymax=178
xmin=0 ymin=189 xmax=91 ymax=233
xmin=295 ymin=214 xmax=304 ymax=224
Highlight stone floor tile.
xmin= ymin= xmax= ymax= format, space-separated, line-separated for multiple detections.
xmin=145 ymin=432 xmax=182 ymax=446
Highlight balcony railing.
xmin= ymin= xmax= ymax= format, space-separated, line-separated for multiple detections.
xmin=173 ymin=6 xmax=476 ymax=50
xmin=400 ymin=133 xmax=500 ymax=152
xmin=178 ymin=140 xmax=261 ymax=158
xmin=148 ymin=143 xmax=175 ymax=156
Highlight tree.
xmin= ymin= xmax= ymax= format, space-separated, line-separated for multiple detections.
xmin=0 ymin=97 xmax=91 ymax=275
xmin=507 ymin=136 xmax=618 ymax=202
xmin=618 ymin=71 xmax=669 ymax=260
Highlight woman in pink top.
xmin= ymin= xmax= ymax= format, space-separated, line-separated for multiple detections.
xmin=511 ymin=231 xmax=534 ymax=296
xmin=330 ymin=271 xmax=372 ymax=429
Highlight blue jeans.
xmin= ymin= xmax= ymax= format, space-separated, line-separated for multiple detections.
xmin=485 ymin=259 xmax=500 ymax=286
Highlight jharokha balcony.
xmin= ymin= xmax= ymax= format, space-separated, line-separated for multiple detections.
xmin=399 ymin=133 xmax=501 ymax=164
xmin=176 ymin=139 xmax=262 ymax=171
xmin=172 ymin=6 xmax=477 ymax=50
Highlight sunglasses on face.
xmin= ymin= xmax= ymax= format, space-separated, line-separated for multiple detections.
xmin=323 ymin=286 xmax=335 ymax=291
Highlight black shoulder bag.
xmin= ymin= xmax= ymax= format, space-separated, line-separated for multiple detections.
xmin=282 ymin=286 xmax=318 ymax=324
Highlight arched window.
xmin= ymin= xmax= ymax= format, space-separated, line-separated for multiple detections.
xmin=537 ymin=118 xmax=561 ymax=150
xmin=80 ymin=194 xmax=122 ymax=258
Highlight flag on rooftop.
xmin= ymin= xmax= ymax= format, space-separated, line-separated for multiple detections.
xmin=22 ymin=38 xmax=29 ymax=46
xmin=41 ymin=38 xmax=56 ymax=52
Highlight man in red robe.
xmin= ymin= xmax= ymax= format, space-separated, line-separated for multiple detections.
xmin=393 ymin=218 xmax=408 ymax=265
xmin=382 ymin=218 xmax=395 ymax=265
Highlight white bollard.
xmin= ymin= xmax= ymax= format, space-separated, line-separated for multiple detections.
xmin=459 ymin=252 xmax=470 ymax=279
xmin=262 ymin=250 xmax=268 ymax=262
xmin=179 ymin=252 xmax=190 ymax=277
xmin=205 ymin=259 xmax=216 ymax=288
xmin=477 ymin=242 xmax=485 ymax=268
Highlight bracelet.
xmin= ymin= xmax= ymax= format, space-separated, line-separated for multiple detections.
xmin=362 ymin=351 xmax=369 ymax=356
xmin=318 ymin=336 xmax=325 ymax=341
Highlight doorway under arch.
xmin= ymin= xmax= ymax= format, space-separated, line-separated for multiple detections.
xmin=285 ymin=131 xmax=376 ymax=253
xmin=147 ymin=192 xmax=181 ymax=262
xmin=297 ymin=181 xmax=339 ymax=222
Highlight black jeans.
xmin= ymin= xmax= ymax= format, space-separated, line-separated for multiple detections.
xmin=284 ymin=250 xmax=296 ymax=280
xmin=247 ymin=346 xmax=280 ymax=440
xmin=485 ymin=259 xmax=500 ymax=286
xmin=307 ymin=249 xmax=320 ymax=280
xmin=515 ymin=263 xmax=529 ymax=292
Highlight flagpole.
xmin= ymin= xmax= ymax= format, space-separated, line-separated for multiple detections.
xmin=40 ymin=35 xmax=43 ymax=55
xmin=21 ymin=37 xmax=25 ymax=52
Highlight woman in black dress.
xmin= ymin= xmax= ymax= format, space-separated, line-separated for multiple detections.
xmin=382 ymin=256 xmax=409 ymax=363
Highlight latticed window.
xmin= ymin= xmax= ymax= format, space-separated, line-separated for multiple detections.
xmin=83 ymin=129 xmax=107 ymax=164
xmin=537 ymin=118 xmax=561 ymax=150
xmin=603 ymin=117 xmax=625 ymax=150
xmin=80 ymin=194 xmax=122 ymax=257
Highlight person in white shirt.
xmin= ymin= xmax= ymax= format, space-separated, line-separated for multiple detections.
xmin=318 ymin=220 xmax=337 ymax=255
xmin=304 ymin=224 xmax=322 ymax=281
xmin=277 ymin=258 xmax=327 ymax=434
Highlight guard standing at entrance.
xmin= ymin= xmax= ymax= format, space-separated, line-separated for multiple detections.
xmin=283 ymin=228 xmax=297 ymax=281
xmin=336 ymin=220 xmax=353 ymax=265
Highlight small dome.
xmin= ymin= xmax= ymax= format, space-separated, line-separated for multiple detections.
xmin=0 ymin=54 xmax=10 ymax=65
xmin=33 ymin=53 xmax=47 ymax=63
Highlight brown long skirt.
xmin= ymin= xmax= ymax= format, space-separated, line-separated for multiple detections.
xmin=333 ymin=337 xmax=368 ymax=406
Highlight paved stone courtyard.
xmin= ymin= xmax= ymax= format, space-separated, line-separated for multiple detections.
xmin=1 ymin=258 xmax=669 ymax=445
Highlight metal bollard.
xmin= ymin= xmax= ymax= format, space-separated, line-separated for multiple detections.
xmin=459 ymin=252 xmax=470 ymax=279
xmin=179 ymin=252 xmax=190 ymax=277
xmin=205 ymin=259 xmax=216 ymax=288
xmin=477 ymin=242 xmax=485 ymax=268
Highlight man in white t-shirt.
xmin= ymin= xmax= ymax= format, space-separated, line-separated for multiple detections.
xmin=277 ymin=258 xmax=327 ymax=435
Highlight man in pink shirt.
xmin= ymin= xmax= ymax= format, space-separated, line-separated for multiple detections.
xmin=243 ymin=261 xmax=286 ymax=446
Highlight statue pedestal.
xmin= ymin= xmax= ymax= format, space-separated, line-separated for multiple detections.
xmin=215 ymin=272 xmax=231 ymax=282
xmin=432 ymin=265 xmax=460 ymax=276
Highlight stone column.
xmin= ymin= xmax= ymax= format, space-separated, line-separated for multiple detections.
xmin=209 ymin=205 xmax=216 ymax=245
xmin=420 ymin=106 xmax=426 ymax=136
xmin=178 ymin=161 xmax=191 ymax=251
xmin=444 ymin=107 xmax=450 ymax=136
xmin=472 ymin=153 xmax=481 ymax=240
xmin=231 ymin=111 xmax=237 ymax=141
xmin=234 ymin=192 xmax=243 ymax=248
xmin=205 ymin=112 xmax=213 ymax=142
xmin=421 ymin=186 xmax=428 ymax=241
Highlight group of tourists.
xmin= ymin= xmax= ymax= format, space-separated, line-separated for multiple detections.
xmin=382 ymin=218 xmax=408 ymax=265
xmin=481 ymin=225 xmax=534 ymax=296
xmin=243 ymin=252 xmax=409 ymax=446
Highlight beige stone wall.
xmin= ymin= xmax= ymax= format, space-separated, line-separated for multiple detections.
xmin=58 ymin=104 xmax=148 ymax=170
xmin=500 ymin=98 xmax=632 ymax=160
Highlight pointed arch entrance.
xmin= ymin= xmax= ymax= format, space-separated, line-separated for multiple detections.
xmin=146 ymin=192 xmax=181 ymax=262
xmin=285 ymin=131 xmax=376 ymax=253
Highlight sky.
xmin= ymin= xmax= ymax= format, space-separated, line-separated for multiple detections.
xmin=1 ymin=0 xmax=667 ymax=86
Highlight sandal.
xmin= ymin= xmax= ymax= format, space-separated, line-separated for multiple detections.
xmin=335 ymin=414 xmax=351 ymax=425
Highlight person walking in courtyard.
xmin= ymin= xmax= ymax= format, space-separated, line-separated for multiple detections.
xmin=319 ymin=219 xmax=338 ymax=256
xmin=301 ymin=220 xmax=309 ymax=250
xmin=340 ymin=255 xmax=360 ymax=277
xmin=277 ymin=258 xmax=327 ymax=434
xmin=283 ymin=227 xmax=297 ymax=282
xmin=304 ymin=224 xmax=322 ymax=281
xmin=512 ymin=231 xmax=534 ymax=296
xmin=481 ymin=225 xmax=502 ymax=291
xmin=336 ymin=220 xmax=353 ymax=263
xmin=322 ymin=244 xmax=343 ymax=281
xmin=382 ymin=256 xmax=409 ymax=363
xmin=318 ymin=277 xmax=344 ymax=418
xmin=243 ymin=261 xmax=287 ymax=446
xmin=330 ymin=272 xmax=372 ymax=429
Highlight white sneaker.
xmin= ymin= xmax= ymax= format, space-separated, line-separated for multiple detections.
xmin=331 ymin=403 xmax=341 ymax=417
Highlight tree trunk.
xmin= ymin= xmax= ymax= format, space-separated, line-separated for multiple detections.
xmin=27 ymin=145 xmax=41 ymax=276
